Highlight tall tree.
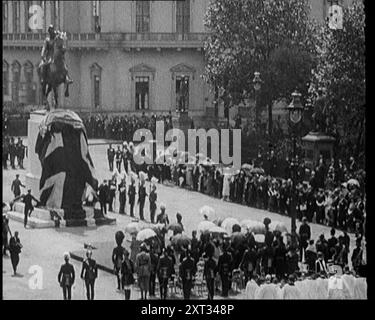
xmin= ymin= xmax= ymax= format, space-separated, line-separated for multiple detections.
xmin=308 ymin=0 xmax=365 ymax=160
xmin=203 ymin=0 xmax=317 ymax=135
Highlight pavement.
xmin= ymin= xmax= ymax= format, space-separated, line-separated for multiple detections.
xmin=2 ymin=138 xmax=358 ymax=300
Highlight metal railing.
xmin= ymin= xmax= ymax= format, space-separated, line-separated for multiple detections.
xmin=3 ymin=32 xmax=208 ymax=48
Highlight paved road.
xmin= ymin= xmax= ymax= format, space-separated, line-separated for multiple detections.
xmin=2 ymin=139 xmax=358 ymax=300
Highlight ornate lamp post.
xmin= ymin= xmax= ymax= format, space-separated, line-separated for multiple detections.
xmin=253 ymin=71 xmax=263 ymax=133
xmin=286 ymin=90 xmax=304 ymax=244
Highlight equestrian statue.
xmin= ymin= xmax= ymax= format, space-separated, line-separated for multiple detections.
xmin=37 ymin=25 xmax=73 ymax=110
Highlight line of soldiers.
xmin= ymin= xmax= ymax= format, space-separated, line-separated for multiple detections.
xmin=3 ymin=136 xmax=26 ymax=170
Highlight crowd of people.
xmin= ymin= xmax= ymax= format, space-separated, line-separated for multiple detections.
xmin=103 ymin=139 xmax=366 ymax=239
xmin=2 ymin=136 xmax=27 ymax=170
xmin=81 ymin=112 xmax=174 ymax=141
xmin=108 ymin=213 xmax=367 ymax=300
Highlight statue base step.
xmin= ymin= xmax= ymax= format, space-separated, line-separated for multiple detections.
xmin=7 ymin=204 xmax=116 ymax=228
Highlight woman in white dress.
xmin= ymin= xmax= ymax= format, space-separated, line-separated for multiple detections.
xmin=222 ymin=173 xmax=231 ymax=201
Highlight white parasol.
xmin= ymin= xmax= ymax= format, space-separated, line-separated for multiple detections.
xmin=197 ymin=220 xmax=216 ymax=233
xmin=199 ymin=205 xmax=216 ymax=221
xmin=221 ymin=217 xmax=240 ymax=234
xmin=136 ymin=228 xmax=157 ymax=241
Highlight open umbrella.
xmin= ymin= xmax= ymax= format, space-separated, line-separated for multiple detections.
xmin=347 ymin=178 xmax=360 ymax=187
xmin=222 ymin=217 xmax=240 ymax=234
xmin=241 ymin=163 xmax=252 ymax=170
xmin=254 ymin=234 xmax=265 ymax=243
xmin=168 ymin=223 xmax=183 ymax=234
xmin=200 ymin=205 xmax=216 ymax=221
xmin=197 ymin=221 xmax=216 ymax=233
xmin=125 ymin=222 xmax=140 ymax=234
xmin=250 ymin=168 xmax=265 ymax=174
xmin=136 ymin=228 xmax=157 ymax=242
xmin=213 ymin=217 xmax=225 ymax=226
xmin=241 ymin=220 xmax=266 ymax=235
xmin=269 ymin=221 xmax=288 ymax=233
xmin=171 ymin=233 xmax=191 ymax=248
xmin=208 ymin=226 xmax=227 ymax=236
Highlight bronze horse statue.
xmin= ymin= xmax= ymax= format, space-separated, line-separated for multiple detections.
xmin=37 ymin=31 xmax=71 ymax=110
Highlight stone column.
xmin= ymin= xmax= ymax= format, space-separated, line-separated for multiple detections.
xmin=25 ymin=110 xmax=47 ymax=198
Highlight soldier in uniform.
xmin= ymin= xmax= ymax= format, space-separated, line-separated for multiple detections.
xmin=115 ymin=146 xmax=122 ymax=173
xmin=128 ymin=177 xmax=136 ymax=217
xmin=112 ymin=231 xmax=127 ymax=290
xmin=157 ymin=248 xmax=174 ymax=299
xmin=11 ymin=174 xmax=25 ymax=199
xmin=149 ymin=184 xmax=157 ymax=223
xmin=204 ymin=254 xmax=217 ymax=300
xmin=138 ymin=179 xmax=147 ymax=221
xmin=58 ymin=253 xmax=75 ymax=300
xmin=179 ymin=249 xmax=196 ymax=300
xmin=80 ymin=249 xmax=98 ymax=300
xmin=16 ymin=139 xmax=26 ymax=169
xmin=107 ymin=144 xmax=115 ymax=171
xmin=118 ymin=177 xmax=127 ymax=214
xmin=217 ymin=246 xmax=233 ymax=297
xmin=9 ymin=138 xmax=16 ymax=169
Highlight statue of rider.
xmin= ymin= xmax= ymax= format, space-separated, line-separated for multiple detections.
xmin=39 ymin=25 xmax=73 ymax=85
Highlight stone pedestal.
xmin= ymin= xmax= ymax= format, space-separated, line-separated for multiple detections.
xmin=25 ymin=110 xmax=47 ymax=197
xmin=302 ymin=131 xmax=335 ymax=169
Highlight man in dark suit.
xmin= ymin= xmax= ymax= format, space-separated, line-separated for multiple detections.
xmin=11 ymin=174 xmax=25 ymax=199
xmin=204 ymin=254 xmax=217 ymax=300
xmin=138 ymin=180 xmax=147 ymax=221
xmin=107 ymin=144 xmax=115 ymax=171
xmin=217 ymin=246 xmax=233 ymax=297
xmin=14 ymin=189 xmax=39 ymax=228
xmin=9 ymin=231 xmax=22 ymax=275
xmin=157 ymin=248 xmax=173 ymax=300
xmin=128 ymin=178 xmax=136 ymax=217
xmin=179 ymin=250 xmax=196 ymax=300
xmin=58 ymin=253 xmax=75 ymax=300
xmin=298 ymin=217 xmax=311 ymax=261
xmin=98 ymin=180 xmax=109 ymax=215
xmin=118 ymin=178 xmax=127 ymax=214
xmin=80 ymin=250 xmax=98 ymax=300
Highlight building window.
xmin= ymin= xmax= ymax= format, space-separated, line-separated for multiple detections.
xmin=3 ymin=60 xmax=9 ymax=96
xmin=92 ymin=0 xmax=101 ymax=33
xmin=176 ymin=75 xmax=189 ymax=111
xmin=51 ymin=0 xmax=60 ymax=29
xmin=24 ymin=1 xmax=32 ymax=32
xmin=11 ymin=61 xmax=21 ymax=103
xmin=13 ymin=1 xmax=21 ymax=33
xmin=176 ymin=0 xmax=190 ymax=34
xmin=90 ymin=63 xmax=102 ymax=109
xmin=135 ymin=76 xmax=150 ymax=110
xmin=136 ymin=1 xmax=150 ymax=33
xmin=24 ymin=61 xmax=36 ymax=104
xmin=3 ymin=1 xmax=9 ymax=33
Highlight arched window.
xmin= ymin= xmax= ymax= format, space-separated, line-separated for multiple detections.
xmin=3 ymin=60 xmax=9 ymax=96
xmin=11 ymin=61 xmax=21 ymax=103
xmin=24 ymin=61 xmax=36 ymax=104
xmin=90 ymin=63 xmax=102 ymax=109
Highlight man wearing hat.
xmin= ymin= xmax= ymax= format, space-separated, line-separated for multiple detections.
xmin=298 ymin=217 xmax=311 ymax=262
xmin=11 ymin=174 xmax=25 ymax=199
xmin=58 ymin=253 xmax=75 ymax=300
xmin=315 ymin=251 xmax=328 ymax=275
xmin=80 ymin=249 xmax=98 ymax=300
xmin=107 ymin=144 xmax=115 ymax=171
xmin=14 ymin=189 xmax=39 ymax=228
xmin=149 ymin=184 xmax=157 ymax=223
xmin=157 ymin=248 xmax=173 ymax=299
xmin=179 ymin=249 xmax=196 ymax=299
xmin=217 ymin=245 xmax=233 ymax=297
xmin=98 ymin=180 xmax=109 ymax=215
xmin=138 ymin=179 xmax=147 ymax=221
xmin=128 ymin=177 xmax=136 ymax=217
xmin=118 ymin=177 xmax=127 ymax=214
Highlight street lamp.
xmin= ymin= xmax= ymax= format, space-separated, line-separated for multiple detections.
xmin=253 ymin=72 xmax=263 ymax=132
xmin=286 ymin=90 xmax=304 ymax=245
